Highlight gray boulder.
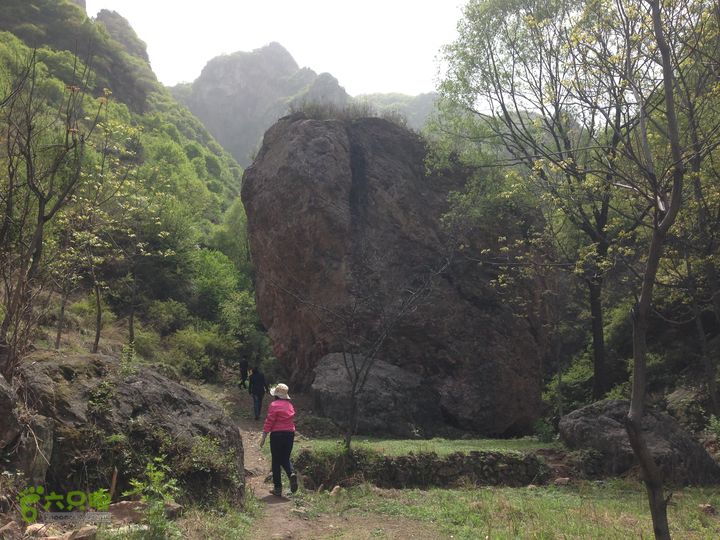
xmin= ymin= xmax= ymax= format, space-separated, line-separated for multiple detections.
xmin=559 ymin=399 xmax=720 ymax=485
xmin=7 ymin=353 xmax=244 ymax=501
xmin=311 ymin=353 xmax=444 ymax=437
xmin=0 ymin=374 xmax=20 ymax=451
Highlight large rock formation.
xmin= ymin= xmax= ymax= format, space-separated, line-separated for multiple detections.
xmin=311 ymin=354 xmax=445 ymax=437
xmin=2 ymin=353 xmax=244 ymax=501
xmin=559 ymin=400 xmax=720 ymax=485
xmin=172 ymin=43 xmax=349 ymax=166
xmin=242 ymin=113 xmax=542 ymax=435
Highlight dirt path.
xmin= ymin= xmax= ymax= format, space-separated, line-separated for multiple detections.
xmin=227 ymin=386 xmax=441 ymax=540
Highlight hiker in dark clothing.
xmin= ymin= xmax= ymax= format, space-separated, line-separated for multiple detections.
xmin=238 ymin=359 xmax=249 ymax=389
xmin=248 ymin=366 xmax=269 ymax=420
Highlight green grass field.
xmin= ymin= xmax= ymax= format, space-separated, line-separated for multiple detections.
xmin=295 ymin=436 xmax=561 ymax=456
xmin=295 ymin=480 xmax=720 ymax=539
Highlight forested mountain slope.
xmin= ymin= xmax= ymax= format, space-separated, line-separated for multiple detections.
xmin=0 ymin=0 xmax=270 ymax=384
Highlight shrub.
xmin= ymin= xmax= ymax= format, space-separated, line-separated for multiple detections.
xmin=133 ymin=327 xmax=162 ymax=361
xmin=164 ymin=326 xmax=228 ymax=380
xmin=533 ymin=419 xmax=556 ymax=443
xmin=123 ymin=457 xmax=181 ymax=540
xmin=147 ymin=300 xmax=191 ymax=336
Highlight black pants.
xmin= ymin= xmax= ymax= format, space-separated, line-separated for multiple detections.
xmin=252 ymin=394 xmax=264 ymax=419
xmin=270 ymin=431 xmax=295 ymax=490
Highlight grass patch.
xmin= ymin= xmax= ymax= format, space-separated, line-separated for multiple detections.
xmin=296 ymin=436 xmax=561 ymax=456
xmin=176 ymin=497 xmax=260 ymax=539
xmin=302 ymin=480 xmax=720 ymax=539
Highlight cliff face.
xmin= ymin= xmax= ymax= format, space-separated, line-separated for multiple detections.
xmin=96 ymin=9 xmax=150 ymax=63
xmin=242 ymin=114 xmax=542 ymax=435
xmin=173 ymin=43 xmax=349 ymax=166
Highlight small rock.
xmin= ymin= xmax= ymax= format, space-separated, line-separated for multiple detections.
xmin=24 ymin=523 xmax=48 ymax=536
xmin=70 ymin=525 xmax=98 ymax=539
xmin=699 ymin=503 xmax=716 ymax=515
xmin=109 ymin=501 xmax=144 ymax=524
xmin=554 ymin=477 xmax=571 ymax=486
xmin=163 ymin=502 xmax=183 ymax=519
xmin=527 ymin=484 xmax=538 ymax=490
xmin=330 ymin=485 xmax=342 ymax=496
xmin=0 ymin=520 xmax=22 ymax=540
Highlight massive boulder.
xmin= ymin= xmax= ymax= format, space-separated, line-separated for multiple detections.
xmin=0 ymin=374 xmax=20 ymax=452
xmin=242 ymin=113 xmax=542 ymax=435
xmin=559 ymin=400 xmax=720 ymax=485
xmin=311 ymin=353 xmax=444 ymax=437
xmin=4 ymin=353 xmax=244 ymax=501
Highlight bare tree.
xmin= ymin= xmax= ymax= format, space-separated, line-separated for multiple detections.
xmin=275 ymin=250 xmax=449 ymax=451
xmin=0 ymin=52 xmax=102 ymax=379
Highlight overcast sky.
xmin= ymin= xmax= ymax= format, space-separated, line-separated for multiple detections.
xmin=84 ymin=1 xmax=465 ymax=96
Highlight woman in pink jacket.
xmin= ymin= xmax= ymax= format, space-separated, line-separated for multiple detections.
xmin=260 ymin=383 xmax=298 ymax=496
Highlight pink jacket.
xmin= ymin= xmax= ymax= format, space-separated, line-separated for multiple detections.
xmin=263 ymin=398 xmax=296 ymax=433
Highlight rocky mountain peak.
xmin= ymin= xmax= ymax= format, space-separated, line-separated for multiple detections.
xmin=173 ymin=42 xmax=349 ymax=166
xmin=95 ymin=9 xmax=150 ymax=63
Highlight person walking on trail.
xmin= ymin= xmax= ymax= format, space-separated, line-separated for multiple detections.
xmin=248 ymin=365 xmax=269 ymax=420
xmin=260 ymin=383 xmax=298 ymax=497
xmin=238 ymin=359 xmax=249 ymax=389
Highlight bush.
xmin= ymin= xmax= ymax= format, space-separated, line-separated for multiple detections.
xmin=67 ymin=294 xmax=116 ymax=332
xmin=533 ymin=419 xmax=556 ymax=443
xmin=147 ymin=300 xmax=191 ymax=336
xmin=163 ymin=326 xmax=230 ymax=380
xmin=133 ymin=327 xmax=162 ymax=360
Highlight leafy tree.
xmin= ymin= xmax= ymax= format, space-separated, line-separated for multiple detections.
xmin=438 ymin=0 xmax=634 ymax=398
xmin=0 ymin=48 xmax=103 ymax=378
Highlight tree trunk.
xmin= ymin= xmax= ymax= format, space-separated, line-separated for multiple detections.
xmin=55 ymin=292 xmax=68 ymax=350
xmin=588 ymin=278 xmax=607 ymax=399
xmin=627 ymin=229 xmax=672 ymax=540
xmin=128 ymin=305 xmax=135 ymax=345
xmin=691 ymin=297 xmax=717 ymax=413
xmin=92 ymin=283 xmax=101 ymax=354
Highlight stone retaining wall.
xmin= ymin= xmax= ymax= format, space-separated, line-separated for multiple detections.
xmin=295 ymin=448 xmax=549 ymax=490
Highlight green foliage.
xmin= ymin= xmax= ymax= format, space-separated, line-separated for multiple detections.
xmin=219 ymin=290 xmax=271 ymax=366
xmin=533 ymin=419 xmax=556 ymax=443
xmin=87 ymin=380 xmax=115 ymax=417
xmin=161 ymin=326 xmax=233 ymax=380
xmin=188 ymin=249 xmax=239 ymax=321
xmin=132 ymin=327 xmax=162 ymax=361
xmin=175 ymin=436 xmax=241 ymax=488
xmin=120 ymin=342 xmax=139 ymax=377
xmin=0 ymin=21 xmax=262 ymax=382
xmin=123 ymin=457 xmax=181 ymax=540
xmin=0 ymin=0 xmax=159 ymax=111
xmin=706 ymin=415 xmax=720 ymax=440
xmin=147 ymin=300 xmax=192 ymax=336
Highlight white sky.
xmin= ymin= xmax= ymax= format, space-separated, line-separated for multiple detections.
xmin=84 ymin=1 xmax=465 ymax=96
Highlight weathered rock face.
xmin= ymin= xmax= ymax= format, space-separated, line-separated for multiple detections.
xmin=0 ymin=374 xmax=20 ymax=451
xmin=559 ymin=400 xmax=720 ymax=485
xmin=311 ymin=353 xmax=444 ymax=437
xmin=3 ymin=353 xmax=244 ymax=501
xmin=242 ymin=114 xmax=542 ymax=435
